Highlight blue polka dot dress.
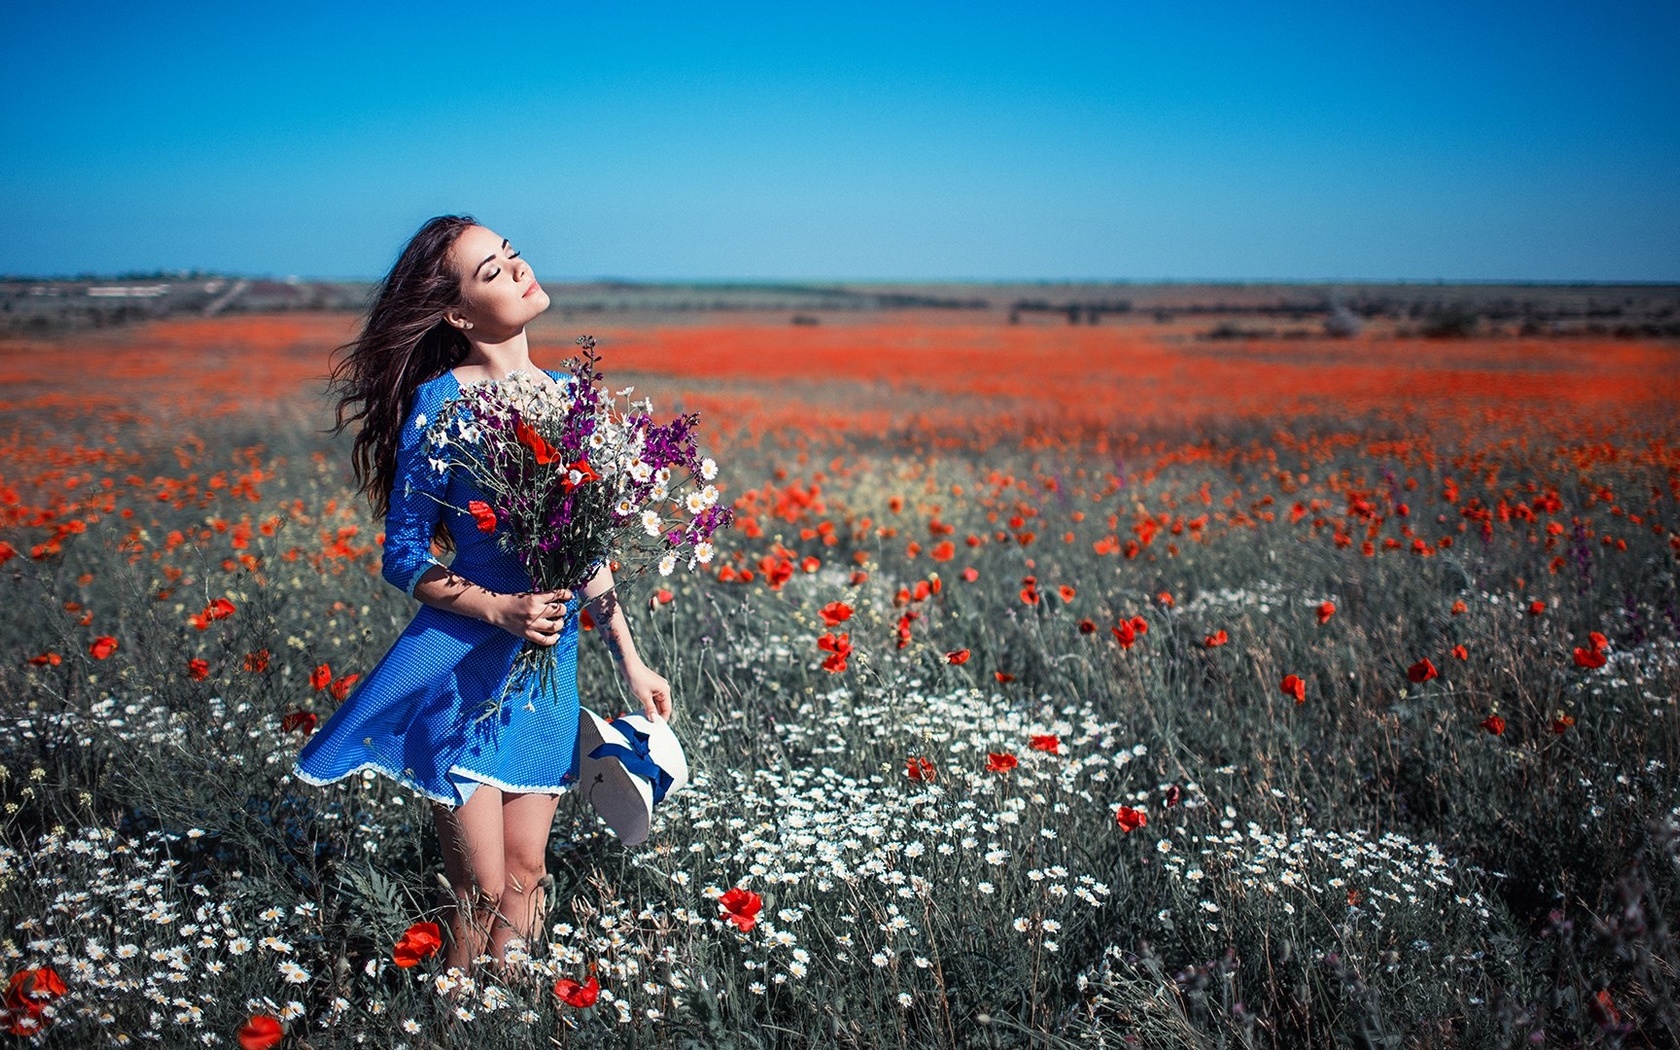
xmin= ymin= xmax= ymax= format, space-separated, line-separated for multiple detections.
xmin=293 ymin=369 xmax=584 ymax=808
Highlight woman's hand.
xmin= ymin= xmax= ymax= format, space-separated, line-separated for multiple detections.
xmin=487 ymin=588 xmax=573 ymax=646
xmin=622 ymin=660 xmax=672 ymax=722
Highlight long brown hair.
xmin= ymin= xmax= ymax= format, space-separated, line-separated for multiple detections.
xmin=328 ymin=214 xmax=477 ymax=519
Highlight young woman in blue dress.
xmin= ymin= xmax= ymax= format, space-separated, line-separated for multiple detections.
xmin=293 ymin=215 xmax=672 ymax=974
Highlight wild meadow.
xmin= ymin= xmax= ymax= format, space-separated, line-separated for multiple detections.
xmin=1 ymin=313 xmax=1678 ymax=1048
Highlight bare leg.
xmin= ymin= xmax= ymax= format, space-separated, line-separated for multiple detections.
xmin=432 ymin=785 xmax=506 ymax=972
xmin=487 ymin=790 xmax=562 ymax=968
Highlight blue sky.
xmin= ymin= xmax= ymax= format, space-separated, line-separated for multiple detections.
xmin=3 ymin=1 xmax=1676 ymax=281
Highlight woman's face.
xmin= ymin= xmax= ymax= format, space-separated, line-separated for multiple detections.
xmin=445 ymin=224 xmax=550 ymax=337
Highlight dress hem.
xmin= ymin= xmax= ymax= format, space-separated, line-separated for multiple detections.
xmin=291 ymin=760 xmax=576 ymax=809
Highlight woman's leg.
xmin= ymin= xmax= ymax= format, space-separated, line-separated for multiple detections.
xmin=432 ymin=785 xmax=507 ymax=971
xmin=487 ymin=790 xmax=562 ymax=964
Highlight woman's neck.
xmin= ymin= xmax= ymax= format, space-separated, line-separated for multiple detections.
xmin=455 ymin=329 xmax=532 ymax=381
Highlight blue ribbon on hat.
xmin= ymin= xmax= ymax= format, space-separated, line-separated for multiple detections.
xmin=588 ymin=718 xmax=674 ymax=804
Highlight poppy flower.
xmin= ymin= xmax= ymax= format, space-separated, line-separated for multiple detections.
xmin=1115 ymin=806 xmax=1148 ymax=833
xmin=236 ymin=1015 xmax=284 ymax=1050
xmin=905 ymin=756 xmax=936 ymax=782
xmin=1077 ymin=619 xmax=1097 ymax=635
xmin=1528 ymin=599 xmax=1546 ymax=616
xmin=554 ymin=975 xmax=601 ymax=1009
xmin=817 ymin=632 xmax=852 ymax=673
xmin=280 ymin=711 xmax=317 ymax=737
xmin=1112 ymin=620 xmax=1137 ymax=649
xmin=653 ymin=588 xmax=674 ymax=606
xmin=800 ymin=555 xmax=821 ymax=574
xmin=1029 ymin=734 xmax=1060 ymax=753
xmin=985 ymin=751 xmax=1018 ymax=774
xmin=895 ymin=613 xmax=915 ymax=650
xmin=467 ymin=500 xmax=497 ymax=533
xmin=89 ymin=635 xmax=118 ymax=660
xmin=4 ymin=967 xmax=68 ymax=1036
xmin=719 ymin=887 xmax=763 ymax=932
xmin=1316 ymin=601 xmax=1336 ymax=625
xmin=392 ymin=921 xmax=442 ymax=968
xmin=514 ymin=416 xmax=559 ymax=464
xmin=1204 ymin=630 xmax=1229 ymax=648
xmin=849 ymin=570 xmax=869 ymax=586
xmin=1450 ymin=644 xmax=1468 ymax=660
xmin=187 ymin=657 xmax=210 ymax=681
xmin=994 ymin=670 xmax=1016 ymax=683
xmin=243 ymin=649 xmax=270 ymax=673
xmin=26 ymin=652 xmax=62 ymax=667
xmin=1019 ymin=577 xmax=1040 ymax=605
xmin=1587 ymin=631 xmax=1609 ymax=652
xmin=1480 ymin=714 xmax=1506 ymax=736
xmin=560 ymin=459 xmax=600 ymax=494
xmin=1163 ymin=784 xmax=1182 ymax=807
xmin=329 ymin=673 xmax=360 ymax=701
xmin=1450 ymin=599 xmax=1468 ymax=615
xmin=1406 ymin=659 xmax=1438 ymax=684
xmin=1573 ymin=646 xmax=1607 ymax=669
xmin=1058 ymin=585 xmax=1076 ymax=603
xmin=1551 ymin=715 xmax=1575 ymax=734
xmin=310 ymin=663 xmax=332 ymax=691
xmin=1156 ymin=591 xmax=1175 ymax=608
xmin=945 ymin=649 xmax=971 ymax=665
xmin=961 ymin=567 xmax=979 ymax=582
xmin=930 ymin=541 xmax=955 ymax=561
xmin=1280 ymin=674 xmax=1306 ymax=703
xmin=818 ymin=601 xmax=853 ymax=627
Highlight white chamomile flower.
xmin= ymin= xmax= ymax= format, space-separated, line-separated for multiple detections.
xmin=694 ymin=541 xmax=715 ymax=564
xmin=658 ymin=553 xmax=677 ymax=576
xmin=615 ymin=498 xmax=634 ymax=517
xmin=700 ymin=457 xmax=717 ymax=480
xmin=701 ymin=484 xmax=718 ymax=507
xmin=642 ymin=510 xmax=662 ymax=536
xmin=685 ymin=491 xmax=707 ymax=514
xmin=631 ymin=460 xmax=653 ymax=482
xmin=655 ymin=466 xmax=671 ymax=484
xmin=589 ymin=431 xmax=607 ymax=450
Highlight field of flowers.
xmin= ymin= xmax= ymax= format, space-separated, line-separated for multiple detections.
xmin=2 ymin=313 xmax=1678 ymax=1048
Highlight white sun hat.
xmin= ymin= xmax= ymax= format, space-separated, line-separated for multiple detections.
xmin=575 ymin=708 xmax=689 ymax=846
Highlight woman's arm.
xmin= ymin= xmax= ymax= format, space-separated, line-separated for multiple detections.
xmin=412 ymin=566 xmax=573 ymax=648
xmin=581 ymin=562 xmax=673 ymax=720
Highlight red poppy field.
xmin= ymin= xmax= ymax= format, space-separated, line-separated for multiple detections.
xmin=2 ymin=312 xmax=1678 ymax=1047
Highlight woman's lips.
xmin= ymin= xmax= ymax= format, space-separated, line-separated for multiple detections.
xmin=522 ymin=280 xmax=541 ymax=299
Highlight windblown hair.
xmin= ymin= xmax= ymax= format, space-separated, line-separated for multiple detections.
xmin=328 ymin=214 xmax=477 ymax=520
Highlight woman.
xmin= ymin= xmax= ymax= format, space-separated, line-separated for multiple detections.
xmin=292 ymin=215 xmax=672 ymax=974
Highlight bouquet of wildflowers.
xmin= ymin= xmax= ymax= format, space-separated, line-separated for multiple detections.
xmin=422 ymin=336 xmax=731 ymax=715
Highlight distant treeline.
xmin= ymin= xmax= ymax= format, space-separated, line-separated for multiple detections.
xmin=3 ymin=275 xmax=1677 ymax=339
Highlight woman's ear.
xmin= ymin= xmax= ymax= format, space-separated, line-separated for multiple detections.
xmin=443 ymin=308 xmax=473 ymax=331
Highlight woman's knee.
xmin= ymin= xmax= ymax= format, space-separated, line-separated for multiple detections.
xmin=503 ymin=858 xmax=549 ymax=897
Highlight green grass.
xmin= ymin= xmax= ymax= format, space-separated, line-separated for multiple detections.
xmin=2 ymin=404 xmax=1677 ymax=1048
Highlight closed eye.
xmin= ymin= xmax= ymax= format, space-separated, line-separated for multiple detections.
xmin=486 ymin=250 xmax=521 ymax=281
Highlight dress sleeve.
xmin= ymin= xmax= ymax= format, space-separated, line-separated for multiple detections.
xmin=381 ymin=383 xmax=449 ymax=596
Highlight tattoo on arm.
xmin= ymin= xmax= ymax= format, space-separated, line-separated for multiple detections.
xmin=588 ymin=586 xmax=627 ymax=662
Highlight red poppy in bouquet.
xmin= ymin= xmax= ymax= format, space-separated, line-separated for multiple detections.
xmin=420 ymin=336 xmax=732 ymax=715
